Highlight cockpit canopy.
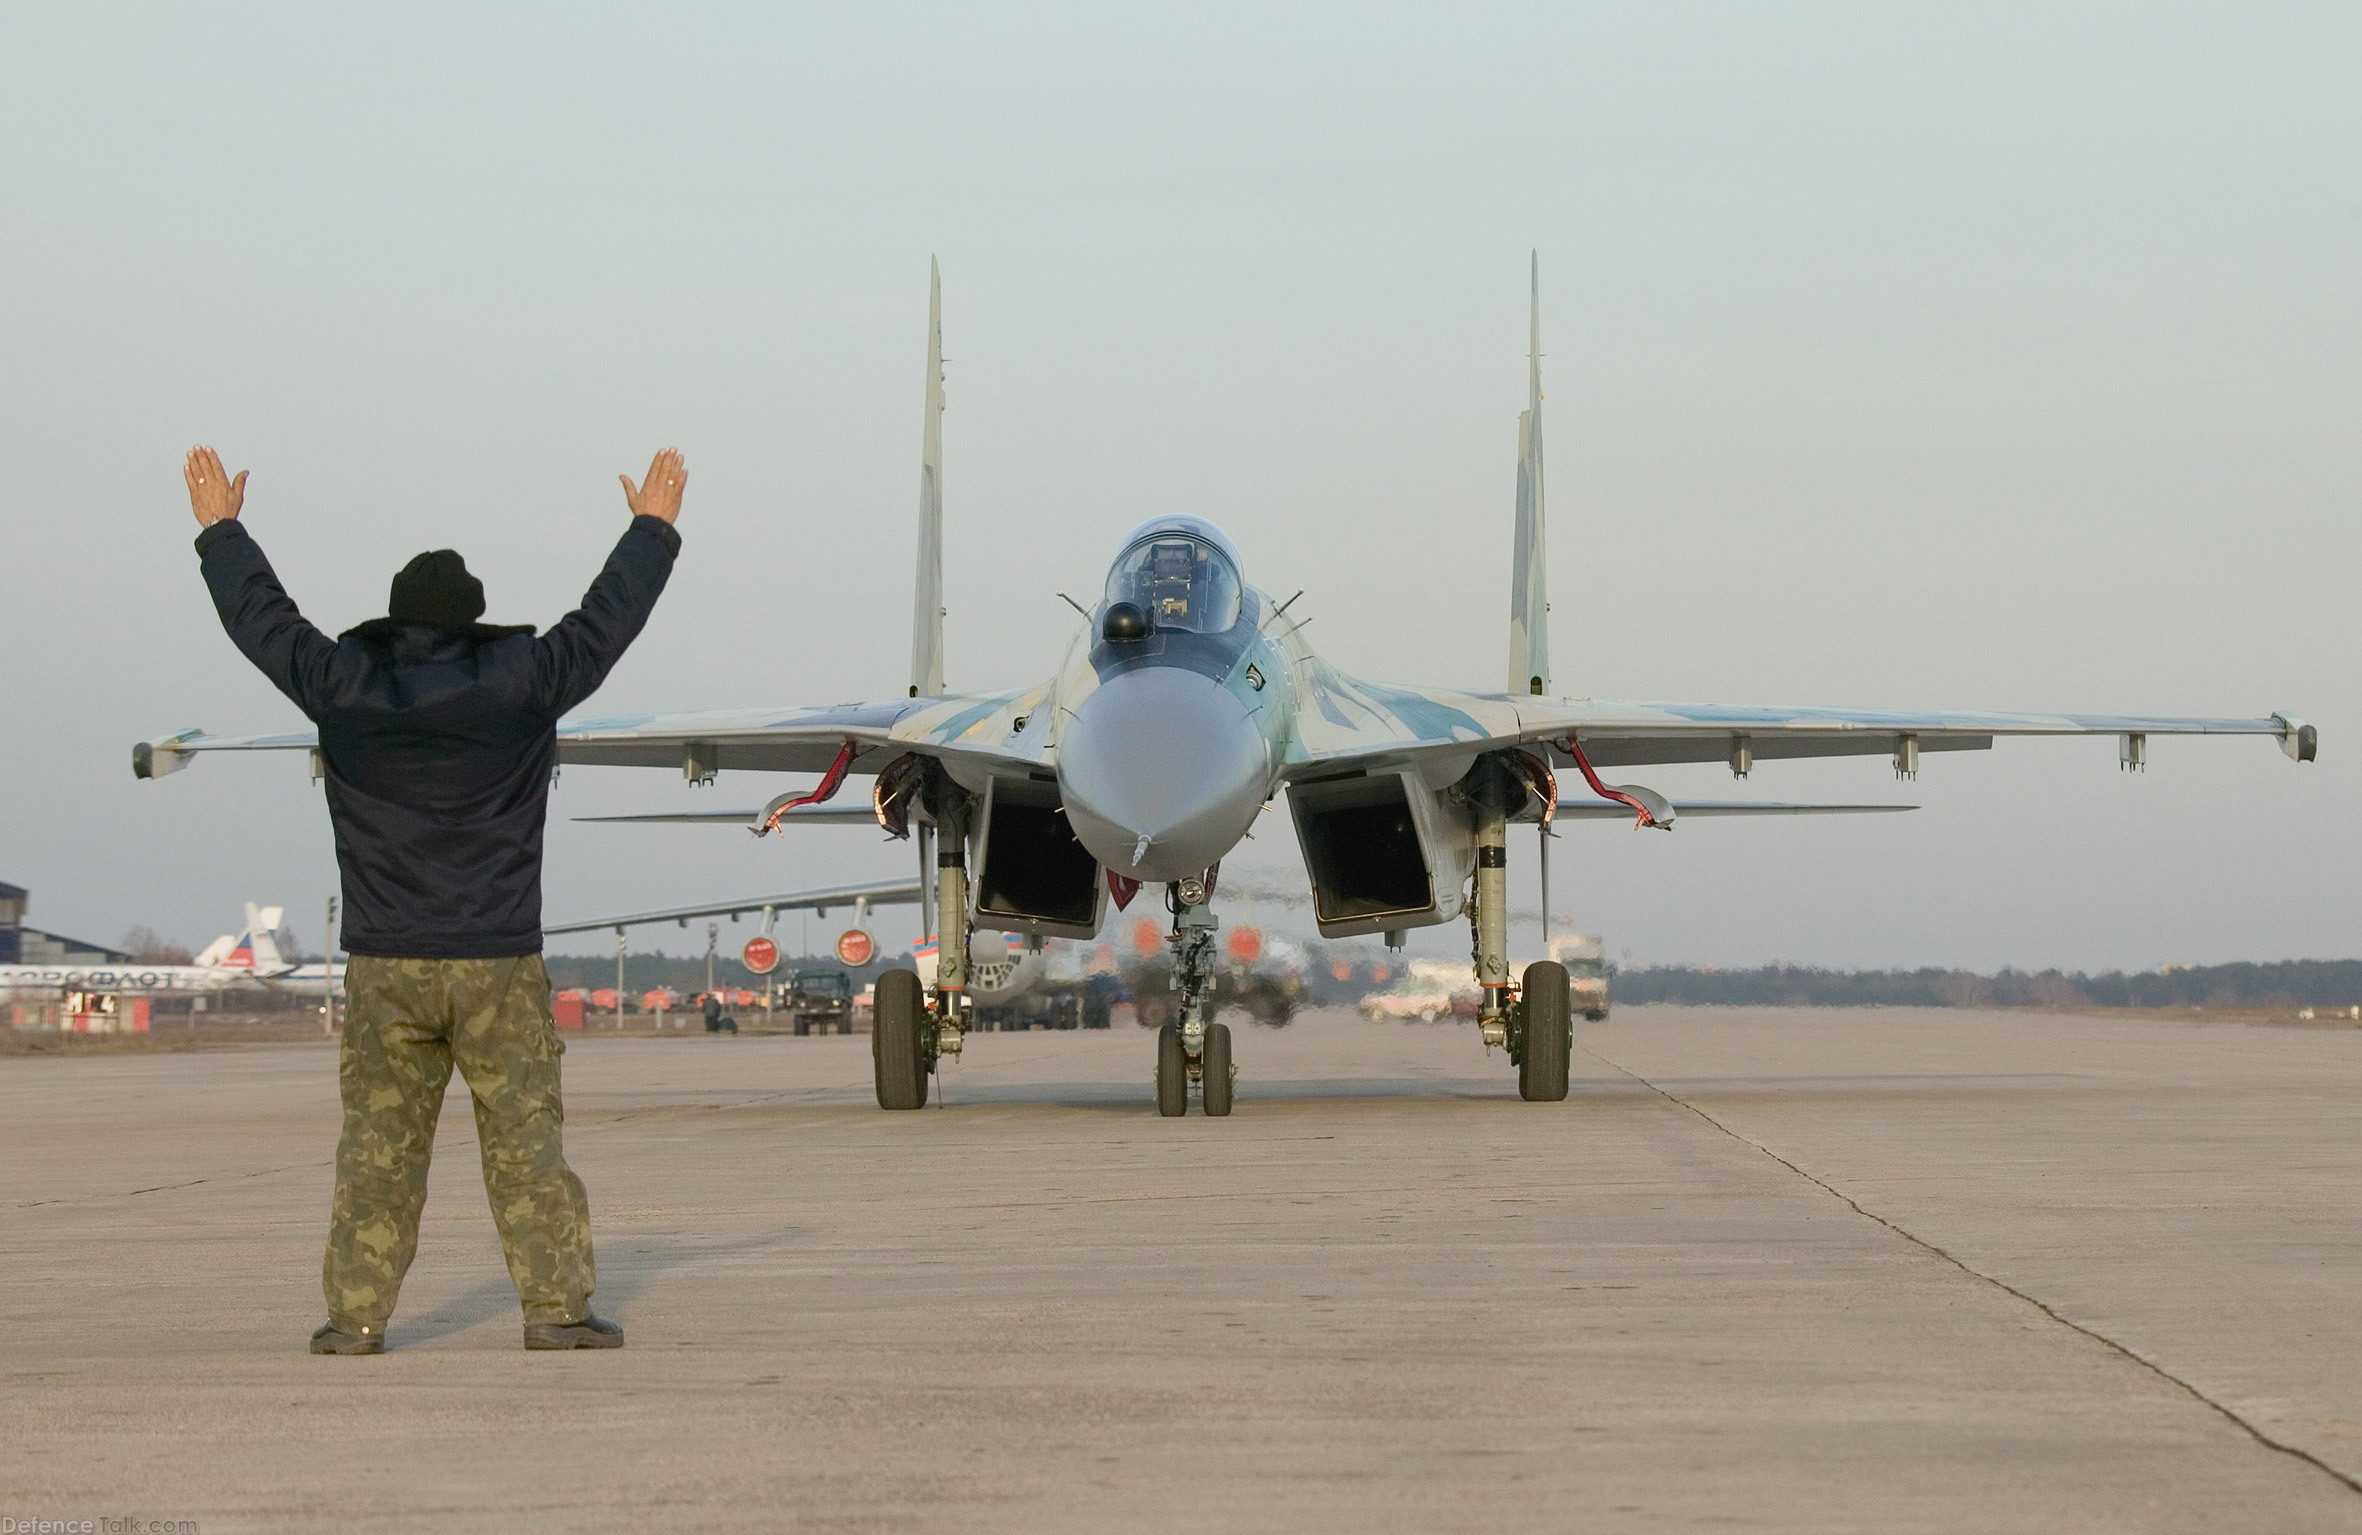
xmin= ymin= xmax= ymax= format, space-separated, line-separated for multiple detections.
xmin=1103 ymin=518 xmax=1244 ymax=636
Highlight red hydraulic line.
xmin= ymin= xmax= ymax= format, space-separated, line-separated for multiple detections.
xmin=1510 ymin=748 xmax=1557 ymax=826
xmin=760 ymin=740 xmax=857 ymax=835
xmin=1563 ymin=735 xmax=1663 ymax=830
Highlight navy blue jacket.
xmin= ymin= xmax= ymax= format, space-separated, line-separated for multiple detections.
xmin=196 ymin=516 xmax=681 ymax=958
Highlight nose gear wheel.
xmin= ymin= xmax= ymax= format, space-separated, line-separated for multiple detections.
xmin=1200 ymin=1022 xmax=1234 ymax=1116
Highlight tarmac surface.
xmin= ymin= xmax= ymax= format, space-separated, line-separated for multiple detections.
xmin=3 ymin=1004 xmax=2359 ymax=1533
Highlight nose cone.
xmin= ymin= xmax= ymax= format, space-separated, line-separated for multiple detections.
xmin=1058 ymin=668 xmax=1270 ymax=884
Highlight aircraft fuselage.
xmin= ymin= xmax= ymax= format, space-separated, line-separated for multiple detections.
xmin=1050 ymin=518 xmax=1302 ymax=884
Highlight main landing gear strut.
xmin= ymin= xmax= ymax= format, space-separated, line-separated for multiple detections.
xmin=875 ymin=780 xmax=972 ymax=1111
xmin=1155 ymin=873 xmax=1235 ymax=1117
xmin=1468 ymin=757 xmax=1571 ymax=1102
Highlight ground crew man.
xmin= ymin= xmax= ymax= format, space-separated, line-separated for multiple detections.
xmin=181 ymin=443 xmax=686 ymax=1354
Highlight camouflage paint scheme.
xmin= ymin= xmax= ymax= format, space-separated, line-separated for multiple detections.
xmin=150 ymin=622 xmax=2304 ymax=807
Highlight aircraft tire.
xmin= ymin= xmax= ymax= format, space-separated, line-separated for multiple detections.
xmin=873 ymin=970 xmax=930 ymax=1110
xmin=1201 ymin=1023 xmax=1234 ymax=1116
xmin=1156 ymin=1024 xmax=1188 ymax=1117
xmin=1518 ymin=961 xmax=1571 ymax=1103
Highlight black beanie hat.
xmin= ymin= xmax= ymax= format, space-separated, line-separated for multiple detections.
xmin=388 ymin=550 xmax=486 ymax=628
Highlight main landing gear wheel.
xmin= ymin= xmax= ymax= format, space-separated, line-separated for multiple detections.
xmin=1518 ymin=960 xmax=1571 ymax=1103
xmin=1200 ymin=1022 xmax=1234 ymax=1116
xmin=1156 ymin=1023 xmax=1189 ymax=1117
xmin=872 ymin=969 xmax=931 ymax=1110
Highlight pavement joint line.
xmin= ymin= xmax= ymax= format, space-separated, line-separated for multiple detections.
xmin=963 ymin=1187 xmax=1434 ymax=1210
xmin=595 ymin=1087 xmax=823 ymax=1121
xmin=4 ymin=1158 xmax=336 ymax=1211
xmin=1575 ymin=1036 xmax=2362 ymax=1502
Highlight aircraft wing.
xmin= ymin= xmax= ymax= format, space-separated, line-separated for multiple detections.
xmin=573 ymin=805 xmax=878 ymax=827
xmin=1552 ymin=800 xmax=1915 ymax=819
xmin=544 ymin=878 xmax=923 ymax=937
xmin=548 ymin=687 xmax=1052 ymax=777
xmin=132 ymin=727 xmax=317 ymax=777
xmin=1516 ymin=699 xmax=2314 ymax=771
xmin=134 ymin=686 xmax=1055 ymax=782
xmin=1280 ymin=668 xmax=2316 ymax=779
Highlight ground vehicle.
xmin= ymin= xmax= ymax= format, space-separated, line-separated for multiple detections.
xmin=1357 ymin=961 xmax=1478 ymax=1024
xmin=1548 ymin=935 xmax=1611 ymax=1021
xmin=787 ymin=970 xmax=853 ymax=1036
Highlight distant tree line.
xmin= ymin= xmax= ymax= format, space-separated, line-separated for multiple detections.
xmin=120 ymin=926 xmax=195 ymax=966
xmin=1613 ymin=959 xmax=2362 ymax=1010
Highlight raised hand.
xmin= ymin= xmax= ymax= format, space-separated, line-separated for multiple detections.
xmin=619 ymin=447 xmax=687 ymax=525
xmin=183 ymin=446 xmax=248 ymax=527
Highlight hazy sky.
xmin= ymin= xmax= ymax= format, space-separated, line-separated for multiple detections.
xmin=4 ymin=5 xmax=2355 ymax=971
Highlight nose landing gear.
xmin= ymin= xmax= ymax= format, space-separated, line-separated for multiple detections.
xmin=1154 ymin=877 xmax=1236 ymax=1116
xmin=1155 ymin=1020 xmax=1235 ymax=1115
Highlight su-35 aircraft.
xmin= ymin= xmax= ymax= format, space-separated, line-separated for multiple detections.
xmin=137 ymin=258 xmax=2315 ymax=1114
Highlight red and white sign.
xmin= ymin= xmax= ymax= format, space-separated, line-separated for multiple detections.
xmin=742 ymin=936 xmax=780 ymax=974
xmin=834 ymin=928 xmax=875 ymax=967
xmin=1226 ymin=926 xmax=1263 ymax=964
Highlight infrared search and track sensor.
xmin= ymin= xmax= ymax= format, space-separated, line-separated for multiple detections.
xmin=1102 ymin=601 xmax=1152 ymax=643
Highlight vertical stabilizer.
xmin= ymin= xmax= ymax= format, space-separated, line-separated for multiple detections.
xmin=1507 ymin=252 xmax=1550 ymax=696
xmin=910 ymin=258 xmax=947 ymax=698
xmin=247 ymin=906 xmax=286 ymax=972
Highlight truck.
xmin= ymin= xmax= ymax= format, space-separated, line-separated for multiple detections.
xmin=786 ymin=969 xmax=854 ymax=1036
xmin=1547 ymin=934 xmax=1611 ymax=1021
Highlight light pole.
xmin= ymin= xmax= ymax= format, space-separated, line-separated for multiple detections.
xmin=322 ymin=895 xmax=338 ymax=1036
xmin=705 ymin=922 xmax=718 ymax=1017
xmin=615 ymin=926 xmax=626 ymax=1029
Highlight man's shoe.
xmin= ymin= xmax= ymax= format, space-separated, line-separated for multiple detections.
xmin=523 ymin=1314 xmax=625 ymax=1350
xmin=309 ymin=1322 xmax=384 ymax=1356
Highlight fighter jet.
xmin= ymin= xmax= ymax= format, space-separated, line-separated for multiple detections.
xmin=136 ymin=256 xmax=2316 ymax=1115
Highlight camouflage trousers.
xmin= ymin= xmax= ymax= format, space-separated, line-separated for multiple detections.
xmin=326 ymin=955 xmax=595 ymax=1330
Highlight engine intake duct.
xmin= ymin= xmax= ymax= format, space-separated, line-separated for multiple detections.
xmin=1288 ymin=772 xmax=1446 ymax=938
xmin=973 ymin=776 xmax=1106 ymax=939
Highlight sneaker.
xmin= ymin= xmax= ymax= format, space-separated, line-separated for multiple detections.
xmin=523 ymin=1314 xmax=626 ymax=1350
xmin=309 ymin=1322 xmax=385 ymax=1355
